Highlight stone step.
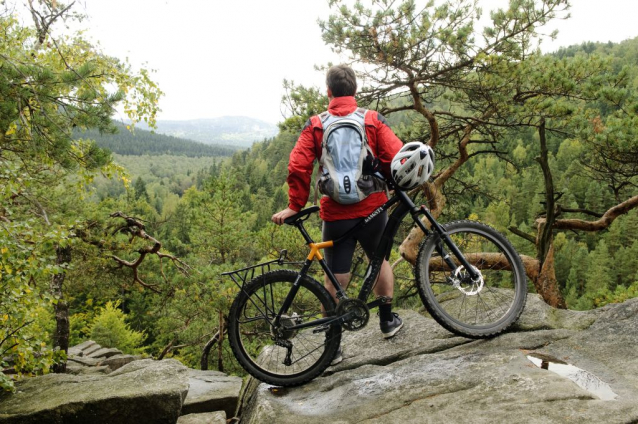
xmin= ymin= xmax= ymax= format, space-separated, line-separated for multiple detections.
xmin=181 ymin=369 xmax=242 ymax=418
xmin=68 ymin=340 xmax=98 ymax=357
xmin=98 ymin=354 xmax=139 ymax=371
xmin=0 ymin=359 xmax=190 ymax=423
xmin=177 ymin=411 xmax=226 ymax=424
xmin=87 ymin=347 xmax=122 ymax=359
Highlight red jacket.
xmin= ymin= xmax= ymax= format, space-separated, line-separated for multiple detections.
xmin=287 ymin=96 xmax=403 ymax=221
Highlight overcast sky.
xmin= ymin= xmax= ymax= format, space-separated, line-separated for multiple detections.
xmin=44 ymin=0 xmax=638 ymax=124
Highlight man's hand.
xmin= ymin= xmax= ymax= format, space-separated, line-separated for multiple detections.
xmin=272 ymin=207 xmax=297 ymax=226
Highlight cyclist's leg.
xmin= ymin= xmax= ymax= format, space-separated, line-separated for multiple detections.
xmin=372 ymin=260 xmax=394 ymax=300
xmin=323 ymin=273 xmax=350 ymax=301
xmin=356 ymin=212 xmax=403 ymax=336
xmin=356 ymin=211 xmax=392 ymax=300
xmin=322 ymin=219 xmax=359 ymax=302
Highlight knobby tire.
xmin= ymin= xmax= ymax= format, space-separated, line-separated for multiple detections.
xmin=227 ymin=270 xmax=341 ymax=387
xmin=415 ymin=220 xmax=527 ymax=338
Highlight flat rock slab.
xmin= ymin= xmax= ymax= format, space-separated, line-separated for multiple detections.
xmin=327 ymin=310 xmax=470 ymax=375
xmin=87 ymin=347 xmax=122 ymax=359
xmin=67 ymin=356 xmax=101 ymax=367
xmin=82 ymin=344 xmax=103 ymax=357
xmin=0 ymin=359 xmax=189 ymax=424
xmin=177 ymin=411 xmax=226 ymax=424
xmin=98 ymin=354 xmax=138 ymax=371
xmin=68 ymin=340 xmax=98 ymax=357
xmin=242 ymin=297 xmax=638 ymax=424
xmin=182 ymin=369 xmax=243 ymax=418
xmin=65 ymin=363 xmax=110 ymax=375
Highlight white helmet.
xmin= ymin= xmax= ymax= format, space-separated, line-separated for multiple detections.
xmin=390 ymin=142 xmax=435 ymax=190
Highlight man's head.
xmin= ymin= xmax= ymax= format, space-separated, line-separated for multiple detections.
xmin=326 ymin=64 xmax=357 ymax=98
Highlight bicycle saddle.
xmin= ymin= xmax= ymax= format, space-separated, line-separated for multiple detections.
xmin=284 ymin=206 xmax=320 ymax=225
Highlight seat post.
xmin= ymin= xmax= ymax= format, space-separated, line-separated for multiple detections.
xmin=295 ymin=221 xmax=315 ymax=245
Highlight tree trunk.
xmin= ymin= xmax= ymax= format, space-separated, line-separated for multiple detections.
xmin=399 ymin=110 xmax=491 ymax=263
xmin=533 ymin=243 xmax=567 ymax=308
xmin=51 ymin=245 xmax=71 ymax=373
xmin=536 ymin=119 xmax=555 ymax=262
xmin=534 ymin=119 xmax=566 ymax=308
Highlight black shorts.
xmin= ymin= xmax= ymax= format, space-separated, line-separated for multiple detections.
xmin=322 ymin=211 xmax=388 ymax=274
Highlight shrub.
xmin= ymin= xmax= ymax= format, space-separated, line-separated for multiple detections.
xmin=89 ymin=302 xmax=145 ymax=353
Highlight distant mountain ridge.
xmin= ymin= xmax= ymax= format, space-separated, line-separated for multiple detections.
xmin=136 ymin=116 xmax=279 ymax=148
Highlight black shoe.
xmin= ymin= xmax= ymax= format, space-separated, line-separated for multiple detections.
xmin=331 ymin=346 xmax=343 ymax=365
xmin=380 ymin=313 xmax=404 ymax=339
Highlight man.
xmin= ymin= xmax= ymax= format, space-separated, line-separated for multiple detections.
xmin=272 ymin=64 xmax=404 ymax=341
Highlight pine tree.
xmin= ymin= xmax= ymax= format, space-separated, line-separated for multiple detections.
xmin=585 ymin=240 xmax=614 ymax=293
xmin=134 ymin=177 xmax=150 ymax=202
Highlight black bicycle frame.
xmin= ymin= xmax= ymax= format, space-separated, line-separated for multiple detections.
xmin=277 ymin=187 xmax=481 ymax=330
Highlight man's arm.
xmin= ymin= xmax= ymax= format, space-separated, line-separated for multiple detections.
xmin=272 ymin=120 xmax=318 ymax=225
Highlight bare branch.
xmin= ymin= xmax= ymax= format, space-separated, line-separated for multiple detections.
xmin=107 ymin=211 xmax=190 ymax=293
xmin=548 ymin=195 xmax=638 ymax=232
xmin=508 ymin=226 xmax=536 ymax=244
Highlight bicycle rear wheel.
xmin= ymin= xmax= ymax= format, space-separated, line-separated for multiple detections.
xmin=415 ymin=220 xmax=527 ymax=338
xmin=227 ymin=270 xmax=341 ymax=386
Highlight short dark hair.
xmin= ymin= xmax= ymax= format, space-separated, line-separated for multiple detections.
xmin=326 ymin=65 xmax=357 ymax=97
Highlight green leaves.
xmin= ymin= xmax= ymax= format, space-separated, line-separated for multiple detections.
xmin=0 ymin=2 xmax=164 ymax=390
xmin=89 ymin=301 xmax=146 ymax=354
xmin=0 ymin=219 xmax=67 ymax=391
xmin=280 ymin=80 xmax=328 ymax=133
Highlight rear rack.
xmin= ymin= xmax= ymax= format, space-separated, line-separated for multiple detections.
xmin=221 ymin=250 xmax=303 ymax=290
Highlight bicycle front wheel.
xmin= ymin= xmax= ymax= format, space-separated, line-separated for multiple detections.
xmin=227 ymin=270 xmax=341 ymax=387
xmin=415 ymin=220 xmax=527 ymax=338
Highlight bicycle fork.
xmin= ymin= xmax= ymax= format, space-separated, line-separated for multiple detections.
xmin=409 ymin=201 xmax=481 ymax=281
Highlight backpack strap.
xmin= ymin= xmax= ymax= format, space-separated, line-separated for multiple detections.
xmin=314 ymin=112 xmax=329 ymax=205
xmin=319 ymin=111 xmax=330 ymax=126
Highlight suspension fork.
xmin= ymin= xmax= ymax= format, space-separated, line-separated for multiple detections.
xmin=394 ymin=189 xmax=480 ymax=281
xmin=412 ymin=205 xmax=480 ymax=280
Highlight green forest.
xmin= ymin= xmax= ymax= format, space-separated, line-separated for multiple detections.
xmin=1 ymin=0 xmax=637 ymax=392
xmin=75 ymin=123 xmax=238 ymax=157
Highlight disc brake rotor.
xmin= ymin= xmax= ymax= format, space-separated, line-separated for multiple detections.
xmin=451 ymin=265 xmax=484 ymax=295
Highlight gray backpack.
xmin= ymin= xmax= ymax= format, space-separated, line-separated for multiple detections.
xmin=317 ymin=108 xmax=386 ymax=204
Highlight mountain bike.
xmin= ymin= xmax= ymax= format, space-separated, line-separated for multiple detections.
xmin=224 ymin=175 xmax=527 ymax=387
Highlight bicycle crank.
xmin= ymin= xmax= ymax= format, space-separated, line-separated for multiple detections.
xmin=336 ymin=298 xmax=370 ymax=331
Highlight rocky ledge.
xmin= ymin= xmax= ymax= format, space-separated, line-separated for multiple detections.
xmin=240 ymin=295 xmax=638 ymax=424
xmin=2 ymin=295 xmax=637 ymax=423
xmin=0 ymin=343 xmax=242 ymax=424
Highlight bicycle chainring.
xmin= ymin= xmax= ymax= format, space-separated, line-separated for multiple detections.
xmin=336 ymin=299 xmax=370 ymax=331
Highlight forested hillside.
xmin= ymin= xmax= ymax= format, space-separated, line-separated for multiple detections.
xmin=2 ymin=0 xmax=637 ymax=393
xmin=75 ymin=123 xmax=237 ymax=157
